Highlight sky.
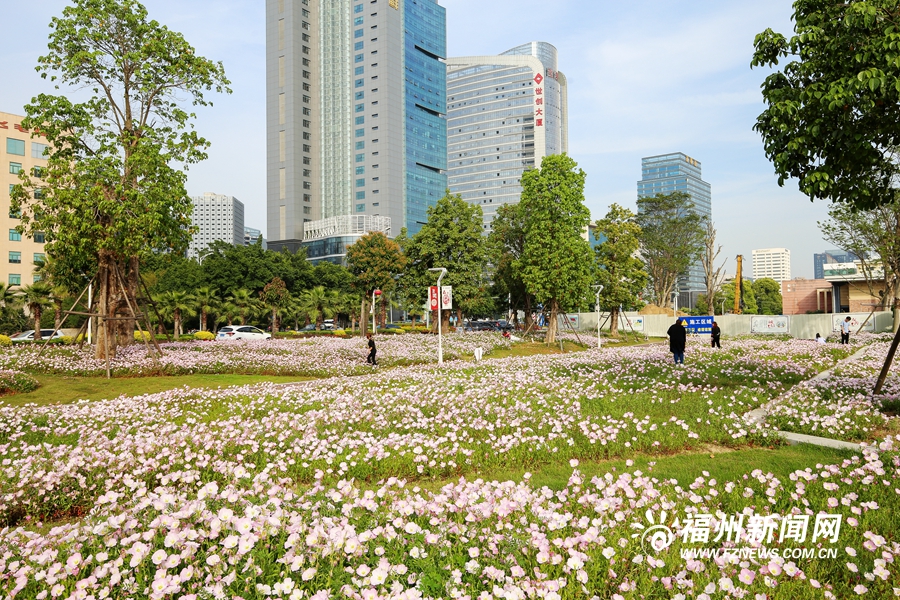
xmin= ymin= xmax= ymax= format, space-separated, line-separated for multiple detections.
xmin=0 ymin=0 xmax=834 ymax=278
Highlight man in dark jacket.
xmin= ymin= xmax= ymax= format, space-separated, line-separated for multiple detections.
xmin=667 ymin=319 xmax=687 ymax=364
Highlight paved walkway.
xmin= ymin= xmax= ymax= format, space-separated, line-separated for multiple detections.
xmin=746 ymin=345 xmax=872 ymax=452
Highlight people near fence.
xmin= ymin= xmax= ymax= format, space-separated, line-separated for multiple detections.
xmin=711 ymin=321 xmax=721 ymax=349
xmin=840 ymin=316 xmax=852 ymax=345
xmin=366 ymin=333 xmax=377 ymax=366
xmin=815 ymin=333 xmax=826 ymax=344
xmin=667 ymin=319 xmax=687 ymax=365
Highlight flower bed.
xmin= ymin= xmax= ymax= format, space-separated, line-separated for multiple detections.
xmin=0 ymin=332 xmax=511 ymax=378
xmin=0 ymin=370 xmax=39 ymax=396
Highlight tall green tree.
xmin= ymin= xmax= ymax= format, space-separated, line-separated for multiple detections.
xmin=228 ymin=289 xmax=257 ymax=326
xmin=194 ymin=286 xmax=220 ymax=332
xmin=594 ymin=204 xmax=648 ymax=336
xmin=259 ymin=277 xmax=291 ymax=332
xmin=819 ymin=202 xmax=900 ymax=324
xmin=298 ymin=286 xmax=338 ymax=331
xmin=487 ymin=202 xmax=534 ymax=331
xmin=517 ymin=154 xmax=594 ymax=344
xmin=721 ymin=281 xmax=758 ymax=315
xmin=752 ymin=1 xmax=900 ymax=211
xmin=156 ymin=290 xmax=196 ymax=337
xmin=10 ymin=0 xmax=230 ymax=359
xmin=635 ymin=192 xmax=706 ymax=308
xmin=404 ymin=192 xmax=489 ymax=330
xmin=198 ymin=241 xmax=313 ymax=297
xmin=345 ymin=232 xmax=406 ymax=337
xmin=753 ymin=278 xmax=784 ymax=315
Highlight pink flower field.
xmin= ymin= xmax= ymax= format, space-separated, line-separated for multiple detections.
xmin=0 ymin=335 xmax=898 ymax=598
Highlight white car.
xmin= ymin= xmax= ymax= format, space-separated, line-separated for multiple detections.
xmin=10 ymin=329 xmax=65 ymax=342
xmin=216 ymin=326 xmax=271 ymax=341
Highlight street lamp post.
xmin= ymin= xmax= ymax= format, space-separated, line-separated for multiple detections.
xmin=592 ymin=284 xmax=603 ymax=348
xmin=428 ymin=267 xmax=447 ymax=365
xmin=720 ymin=297 xmax=725 ymax=316
xmin=372 ymin=289 xmax=381 ymax=334
xmin=672 ymin=291 xmax=678 ymax=318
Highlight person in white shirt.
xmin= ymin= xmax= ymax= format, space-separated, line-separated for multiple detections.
xmin=815 ymin=333 xmax=826 ymax=344
xmin=840 ymin=316 xmax=852 ymax=345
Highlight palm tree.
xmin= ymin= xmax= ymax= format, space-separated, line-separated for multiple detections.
xmin=19 ymin=282 xmax=53 ymax=340
xmin=300 ymin=286 xmax=338 ymax=330
xmin=50 ymin=285 xmax=72 ymax=330
xmin=215 ymin=301 xmax=241 ymax=328
xmin=194 ymin=286 xmax=220 ymax=332
xmin=157 ymin=290 xmax=196 ymax=337
xmin=0 ymin=282 xmax=20 ymax=312
xmin=228 ymin=288 xmax=255 ymax=325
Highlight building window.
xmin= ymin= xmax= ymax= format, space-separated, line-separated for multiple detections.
xmin=34 ymin=253 xmax=45 ymax=264
xmin=9 ymin=162 xmax=22 ymax=174
xmin=9 ymin=229 xmax=21 ymax=242
xmin=303 ymin=107 xmax=311 ymax=116
xmin=355 ymin=91 xmax=364 ymax=100
xmin=31 ymin=142 xmax=48 ymax=158
xmin=354 ymin=29 xmax=363 ymax=38
xmin=356 ymin=178 xmax=365 ymax=187
xmin=303 ymin=70 xmax=311 ymax=79
xmin=355 ymin=66 xmax=364 ymax=76
xmin=303 ymin=169 xmax=312 ymax=177
xmin=354 ymin=16 xmax=363 ymax=25
xmin=303 ymin=206 xmax=311 ymax=215
xmin=355 ymin=128 xmax=364 ymax=137
xmin=303 ymin=94 xmax=311 ymax=103
xmin=303 ymin=182 xmax=312 ymax=189
xmin=356 ymin=192 xmax=365 ymax=200
xmin=356 ymin=203 xmax=365 ymax=211
xmin=34 ymin=232 xmax=45 ymax=243
xmin=8 ymin=274 xmax=20 ymax=286
xmin=303 ymin=144 xmax=311 ymax=152
xmin=354 ymin=41 xmax=364 ymax=50
xmin=355 ymin=166 xmax=365 ymax=174
xmin=355 ymin=141 xmax=365 ymax=150
xmin=303 ymin=132 xmax=311 ymax=140
xmin=354 ymin=3 xmax=363 ymax=13
xmin=355 ymin=116 xmax=364 ymax=125
xmin=355 ymin=78 xmax=364 ymax=88
xmin=356 ymin=153 xmax=365 ymax=162
xmin=303 ymin=194 xmax=311 ymax=202
xmin=355 ymin=54 xmax=364 ymax=63
xmin=355 ymin=103 xmax=364 ymax=113
xmin=8 ymin=252 xmax=21 ymax=264
xmin=6 ymin=139 xmax=25 ymax=156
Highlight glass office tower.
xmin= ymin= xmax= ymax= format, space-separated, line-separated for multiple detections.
xmin=267 ymin=0 xmax=447 ymax=258
xmin=637 ymin=153 xmax=712 ymax=308
xmin=446 ymin=42 xmax=568 ymax=231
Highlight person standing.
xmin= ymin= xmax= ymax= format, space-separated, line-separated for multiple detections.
xmin=667 ymin=319 xmax=687 ymax=364
xmin=711 ymin=321 xmax=721 ymax=349
xmin=840 ymin=316 xmax=852 ymax=345
xmin=366 ymin=333 xmax=377 ymax=365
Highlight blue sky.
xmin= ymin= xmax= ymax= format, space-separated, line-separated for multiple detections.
xmin=1 ymin=0 xmax=831 ymax=277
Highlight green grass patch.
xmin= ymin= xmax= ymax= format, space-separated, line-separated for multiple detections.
xmin=1 ymin=373 xmax=312 ymax=407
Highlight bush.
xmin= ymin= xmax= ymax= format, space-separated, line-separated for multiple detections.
xmin=0 ymin=370 xmax=39 ymax=396
xmin=194 ymin=331 xmax=215 ymax=341
xmin=0 ymin=335 xmax=10 ymax=347
xmin=58 ymin=336 xmax=74 ymax=345
xmin=134 ymin=331 xmax=152 ymax=342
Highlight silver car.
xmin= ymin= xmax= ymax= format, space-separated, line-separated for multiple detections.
xmin=216 ymin=326 xmax=272 ymax=341
xmin=10 ymin=329 xmax=65 ymax=342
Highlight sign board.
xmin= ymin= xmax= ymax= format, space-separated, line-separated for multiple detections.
xmin=440 ymin=286 xmax=453 ymax=310
xmin=832 ymin=314 xmax=874 ymax=333
xmin=558 ymin=314 xmax=579 ymax=330
xmin=751 ymin=316 xmax=790 ymax=334
xmin=621 ymin=314 xmax=644 ymax=332
xmin=681 ymin=316 xmax=714 ymax=335
xmin=429 ymin=286 xmax=439 ymax=311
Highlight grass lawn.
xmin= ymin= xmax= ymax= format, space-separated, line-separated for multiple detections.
xmin=0 ymin=373 xmax=311 ymax=406
xmin=464 ymin=442 xmax=858 ymax=490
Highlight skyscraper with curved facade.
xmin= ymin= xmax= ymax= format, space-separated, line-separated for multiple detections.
xmin=446 ymin=42 xmax=568 ymax=231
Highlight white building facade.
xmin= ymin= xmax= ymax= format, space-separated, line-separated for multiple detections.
xmin=189 ymin=193 xmax=245 ymax=259
xmin=752 ymin=247 xmax=791 ymax=282
xmin=446 ymin=42 xmax=568 ymax=231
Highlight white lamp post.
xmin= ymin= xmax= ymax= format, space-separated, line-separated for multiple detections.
xmin=592 ymin=284 xmax=603 ymax=348
xmin=428 ymin=267 xmax=447 ymax=365
xmin=372 ymin=289 xmax=381 ymax=334
xmin=672 ymin=291 xmax=678 ymax=318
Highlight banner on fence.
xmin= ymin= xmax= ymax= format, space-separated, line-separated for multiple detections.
xmin=559 ymin=314 xmax=579 ymax=330
xmin=682 ymin=316 xmax=714 ymax=335
xmin=621 ymin=314 xmax=644 ymax=332
xmin=832 ymin=314 xmax=874 ymax=332
xmin=751 ymin=316 xmax=790 ymax=334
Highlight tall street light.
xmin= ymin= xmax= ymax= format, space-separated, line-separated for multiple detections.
xmin=372 ymin=289 xmax=381 ymax=334
xmin=672 ymin=290 xmax=678 ymax=318
xmin=592 ymin=284 xmax=603 ymax=348
xmin=428 ymin=267 xmax=447 ymax=364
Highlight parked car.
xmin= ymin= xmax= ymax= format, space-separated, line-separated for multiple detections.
xmin=216 ymin=326 xmax=271 ymax=340
xmin=382 ymin=323 xmax=402 ymax=330
xmin=298 ymin=324 xmax=317 ymax=332
xmin=10 ymin=329 xmax=66 ymax=342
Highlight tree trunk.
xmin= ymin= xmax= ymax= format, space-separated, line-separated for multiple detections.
xmin=174 ymin=309 xmax=182 ymax=338
xmin=610 ymin=306 xmax=620 ymax=337
xmin=545 ymin=299 xmax=559 ymax=344
xmin=201 ymin=310 xmax=207 ymax=332
xmin=524 ymin=295 xmax=533 ymax=331
xmin=33 ymin=307 xmax=42 ymax=340
xmin=441 ymin=308 xmax=451 ymax=332
xmin=54 ymin=301 xmax=63 ymax=330
xmin=272 ymin=309 xmax=280 ymax=333
xmin=96 ymin=251 xmax=114 ymax=359
xmin=360 ymin=296 xmax=368 ymax=337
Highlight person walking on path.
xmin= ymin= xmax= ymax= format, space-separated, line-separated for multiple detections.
xmin=366 ymin=333 xmax=377 ymax=366
xmin=667 ymin=319 xmax=687 ymax=364
xmin=840 ymin=316 xmax=852 ymax=345
xmin=711 ymin=321 xmax=722 ymax=349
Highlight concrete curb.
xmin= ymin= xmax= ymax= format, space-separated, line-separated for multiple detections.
xmin=747 ymin=344 xmax=872 ymax=453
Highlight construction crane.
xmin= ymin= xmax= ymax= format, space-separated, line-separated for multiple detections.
xmin=734 ymin=255 xmax=743 ymax=315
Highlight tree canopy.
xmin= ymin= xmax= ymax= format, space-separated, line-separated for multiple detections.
xmin=517 ymin=154 xmax=594 ymax=344
xmin=752 ymin=278 xmax=784 ymax=315
xmin=594 ymin=204 xmax=647 ymax=336
xmin=635 ymin=192 xmax=706 ymax=308
xmin=752 ymin=0 xmax=900 ymax=210
xmin=10 ymin=0 xmax=230 ymax=357
xmin=345 ymin=232 xmax=406 ymax=336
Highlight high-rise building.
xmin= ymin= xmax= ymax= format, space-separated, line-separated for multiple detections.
xmin=243 ymin=227 xmax=268 ymax=249
xmin=637 ymin=153 xmax=712 ymax=308
xmin=752 ymin=247 xmax=791 ymax=282
xmin=266 ymin=0 xmax=447 ymax=262
xmin=1 ymin=111 xmax=48 ymax=287
xmin=188 ymin=193 xmax=245 ymax=259
xmin=446 ymin=42 xmax=568 ymax=230
xmin=814 ymin=250 xmax=857 ymax=279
